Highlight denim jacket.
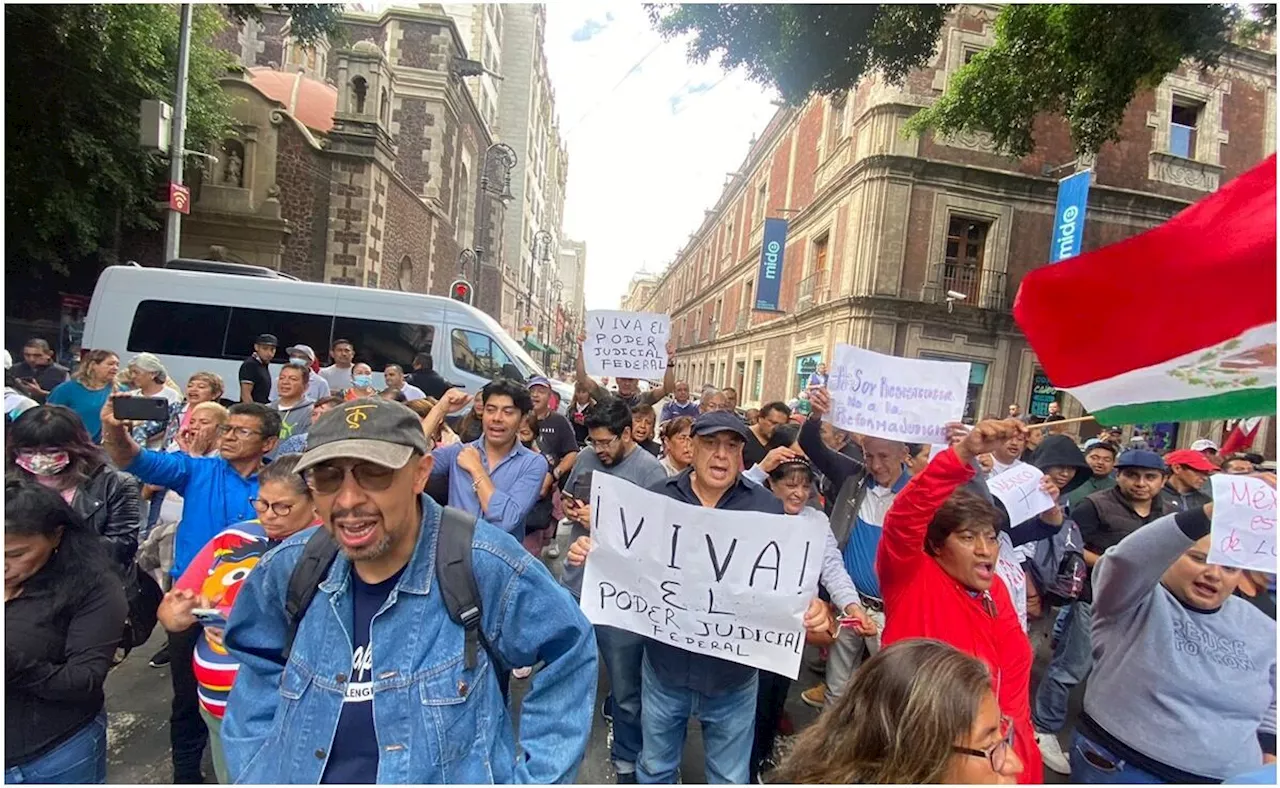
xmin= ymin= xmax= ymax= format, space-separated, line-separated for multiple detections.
xmin=221 ymin=495 xmax=598 ymax=784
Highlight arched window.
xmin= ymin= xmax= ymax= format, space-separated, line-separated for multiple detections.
xmin=398 ymin=256 xmax=413 ymax=291
xmin=351 ymin=76 xmax=367 ymax=114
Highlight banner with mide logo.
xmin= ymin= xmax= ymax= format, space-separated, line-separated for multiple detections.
xmin=579 ymin=474 xmax=825 ymax=678
xmin=755 ymin=218 xmax=788 ymax=311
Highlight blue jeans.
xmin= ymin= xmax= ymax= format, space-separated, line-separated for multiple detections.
xmin=1033 ymin=601 xmax=1094 ymax=733
xmin=637 ymin=654 xmax=758 ymax=784
xmin=596 ymin=625 xmax=646 ymax=774
xmin=1069 ymin=730 xmax=1166 ymax=784
xmin=5 ymin=712 xmax=107 ymax=784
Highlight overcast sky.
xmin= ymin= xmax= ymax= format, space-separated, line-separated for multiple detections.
xmin=543 ymin=2 xmax=779 ymax=309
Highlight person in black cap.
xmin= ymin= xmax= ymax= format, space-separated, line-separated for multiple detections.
xmin=569 ymin=409 xmax=832 ymax=784
xmin=221 ymin=398 xmax=598 ymax=784
xmin=237 ymin=334 xmax=276 ymax=404
xmin=1031 ymin=448 xmax=1169 ymax=774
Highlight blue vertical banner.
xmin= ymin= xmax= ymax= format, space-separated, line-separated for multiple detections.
xmin=755 ymin=217 xmax=789 ymax=311
xmin=1049 ymin=169 xmax=1092 ymax=263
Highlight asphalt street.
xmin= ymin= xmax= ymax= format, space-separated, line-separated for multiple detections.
xmin=104 ymin=523 xmax=1077 ymax=784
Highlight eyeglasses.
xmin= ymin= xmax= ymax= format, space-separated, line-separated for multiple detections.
xmin=250 ymin=498 xmax=297 ymax=517
xmin=217 ymin=425 xmax=265 ymax=439
xmin=304 ymin=462 xmax=398 ymax=494
xmin=953 ymin=715 xmax=1014 ymax=773
xmin=586 ymin=435 xmax=621 ymax=451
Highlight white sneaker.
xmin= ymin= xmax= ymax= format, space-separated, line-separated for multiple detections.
xmin=1036 ymin=731 xmax=1070 ymax=775
xmin=544 ymin=542 xmax=561 ymax=559
xmin=512 ymin=666 xmax=533 ymax=680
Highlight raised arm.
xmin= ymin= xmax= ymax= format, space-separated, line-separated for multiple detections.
xmin=99 ymin=393 xmax=141 ymax=471
xmin=799 ymin=388 xmax=864 ymax=490
xmin=645 ymin=339 xmax=677 ymax=402
xmin=575 ymin=332 xmax=609 ymax=403
xmin=878 ymin=420 xmax=1023 ymax=593
xmin=1091 ymin=507 xmax=1211 ymax=620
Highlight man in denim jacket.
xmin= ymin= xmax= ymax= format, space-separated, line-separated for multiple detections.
xmin=222 ymin=398 xmax=598 ymax=783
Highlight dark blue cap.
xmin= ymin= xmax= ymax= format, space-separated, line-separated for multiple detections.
xmin=1115 ymin=449 xmax=1166 ymax=471
xmin=692 ymin=410 xmax=752 ymax=442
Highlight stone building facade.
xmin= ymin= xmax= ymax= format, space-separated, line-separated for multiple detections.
xmin=133 ymin=6 xmax=504 ymax=317
xmin=637 ymin=4 xmax=1276 ymax=454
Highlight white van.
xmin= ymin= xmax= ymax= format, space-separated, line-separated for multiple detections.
xmin=82 ymin=261 xmax=573 ymax=405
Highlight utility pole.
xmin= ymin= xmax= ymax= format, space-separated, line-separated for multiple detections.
xmin=164 ymin=4 xmax=193 ymax=262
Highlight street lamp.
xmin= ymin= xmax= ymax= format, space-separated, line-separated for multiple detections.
xmin=472 ymin=143 xmax=516 ymax=310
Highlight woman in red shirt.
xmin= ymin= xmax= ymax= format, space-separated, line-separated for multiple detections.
xmin=877 ymin=418 xmax=1043 ymax=784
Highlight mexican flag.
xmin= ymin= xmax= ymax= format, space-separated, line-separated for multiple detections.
xmin=1014 ymin=155 xmax=1276 ymax=425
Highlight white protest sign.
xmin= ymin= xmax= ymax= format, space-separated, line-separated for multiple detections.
xmin=579 ymin=474 xmax=826 ymax=678
xmin=1208 ymin=474 xmax=1278 ymax=572
xmin=825 ymin=344 xmax=969 ymax=444
xmin=584 ymin=310 xmax=670 ymax=378
xmin=986 ymin=463 xmax=1055 ymax=526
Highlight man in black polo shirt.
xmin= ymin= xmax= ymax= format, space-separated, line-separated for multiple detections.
xmin=238 ymin=334 xmax=277 ymax=404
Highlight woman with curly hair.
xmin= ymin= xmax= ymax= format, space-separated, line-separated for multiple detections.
xmin=771 ymin=639 xmax=1023 ymax=784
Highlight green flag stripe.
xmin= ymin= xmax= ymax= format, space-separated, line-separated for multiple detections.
xmin=1088 ymin=387 xmax=1276 ymax=425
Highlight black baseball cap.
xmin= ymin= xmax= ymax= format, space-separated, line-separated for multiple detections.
xmin=255 ymin=333 xmax=279 ymax=346
xmin=692 ymin=411 xmax=752 ymax=442
xmin=295 ymin=398 xmax=431 ymax=474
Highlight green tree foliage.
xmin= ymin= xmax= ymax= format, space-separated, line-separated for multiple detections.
xmin=650 ymin=3 xmax=1275 ymax=157
xmin=5 ymin=3 xmax=341 ymax=281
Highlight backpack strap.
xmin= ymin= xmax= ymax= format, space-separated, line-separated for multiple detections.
xmin=282 ymin=528 xmax=341 ymax=662
xmin=436 ymin=505 xmax=502 ymax=674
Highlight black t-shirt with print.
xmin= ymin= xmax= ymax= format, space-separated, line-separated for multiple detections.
xmin=320 ymin=567 xmax=404 ymax=784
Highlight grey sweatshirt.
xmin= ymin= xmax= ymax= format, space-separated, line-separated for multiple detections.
xmin=1086 ymin=509 xmax=1277 ymax=781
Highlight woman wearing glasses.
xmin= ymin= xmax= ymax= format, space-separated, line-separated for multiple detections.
xmin=771 ymin=638 xmax=1023 ymax=783
xmin=875 ymin=418 xmax=1042 ymax=783
xmin=156 ymin=454 xmax=319 ymax=784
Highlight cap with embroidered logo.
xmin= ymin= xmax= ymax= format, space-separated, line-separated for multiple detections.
xmin=294 ymin=397 xmax=430 ymax=474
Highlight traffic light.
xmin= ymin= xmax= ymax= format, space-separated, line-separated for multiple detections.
xmin=450 ymin=279 xmax=473 ymax=305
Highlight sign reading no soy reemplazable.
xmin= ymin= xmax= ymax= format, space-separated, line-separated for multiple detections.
xmin=583 ymin=310 xmax=670 ymax=378
xmin=579 ymin=474 xmax=826 ymax=678
xmin=826 ymin=343 xmax=970 ymax=444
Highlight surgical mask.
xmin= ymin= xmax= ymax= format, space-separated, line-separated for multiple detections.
xmin=289 ymin=357 xmax=309 ymax=368
xmin=16 ymin=450 xmax=71 ymax=477
xmin=353 ymin=375 xmax=373 ymax=389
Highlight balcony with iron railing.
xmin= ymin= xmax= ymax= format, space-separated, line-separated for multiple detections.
xmin=796 ymin=269 xmax=828 ymax=312
xmin=920 ymin=263 xmax=1010 ymax=311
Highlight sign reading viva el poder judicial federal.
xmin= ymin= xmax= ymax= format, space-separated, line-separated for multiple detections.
xmin=583 ymin=310 xmax=671 ymax=378
xmin=579 ymin=474 xmax=826 ymax=679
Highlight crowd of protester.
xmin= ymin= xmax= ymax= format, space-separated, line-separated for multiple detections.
xmin=4 ymin=333 xmax=1275 ymax=785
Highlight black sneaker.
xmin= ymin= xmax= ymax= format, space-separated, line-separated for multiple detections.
xmin=149 ymin=645 xmax=171 ymax=668
xmin=602 ymin=696 xmax=614 ymax=722
xmin=616 ymin=772 xmax=636 ymax=784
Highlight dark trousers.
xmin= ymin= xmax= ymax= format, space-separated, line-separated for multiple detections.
xmin=749 ymin=671 xmax=792 ymax=782
xmin=169 ymin=624 xmax=208 ymax=782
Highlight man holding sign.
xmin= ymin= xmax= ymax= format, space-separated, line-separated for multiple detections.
xmin=577 ymin=312 xmax=677 ymax=410
xmin=1075 ymin=477 xmax=1276 ymax=783
xmin=567 ymin=411 xmax=832 ymax=784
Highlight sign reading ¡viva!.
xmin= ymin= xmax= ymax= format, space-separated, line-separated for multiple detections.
xmin=578 ymin=474 xmax=826 ymax=679
xmin=755 ymin=218 xmax=789 ymax=311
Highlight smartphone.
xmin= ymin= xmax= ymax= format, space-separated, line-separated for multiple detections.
xmin=571 ymin=471 xmax=595 ymax=504
xmin=113 ymin=396 xmax=170 ymax=422
xmin=191 ymin=608 xmax=228 ymax=629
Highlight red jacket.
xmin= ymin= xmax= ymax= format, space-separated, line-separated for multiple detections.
xmin=876 ymin=447 xmax=1043 ymax=784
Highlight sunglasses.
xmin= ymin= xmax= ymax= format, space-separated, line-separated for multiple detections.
xmin=304 ymin=462 xmax=398 ymax=494
xmin=953 ymin=714 xmax=1015 ymax=773
xmin=250 ymin=498 xmax=298 ymax=517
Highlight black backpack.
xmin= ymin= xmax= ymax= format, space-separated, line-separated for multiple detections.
xmin=1025 ymin=519 xmax=1089 ymax=607
xmin=112 ymin=563 xmax=164 ymax=667
xmin=281 ymin=506 xmax=508 ymax=695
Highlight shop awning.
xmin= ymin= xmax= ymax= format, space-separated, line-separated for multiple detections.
xmin=523 ymin=336 xmax=548 ymax=353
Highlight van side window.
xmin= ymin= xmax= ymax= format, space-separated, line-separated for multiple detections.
xmin=225 ymin=307 xmax=334 ymax=361
xmin=451 ymin=329 xmax=513 ymax=379
xmin=128 ymin=301 xmax=231 ymax=358
xmin=333 ymin=317 xmax=434 ymax=371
